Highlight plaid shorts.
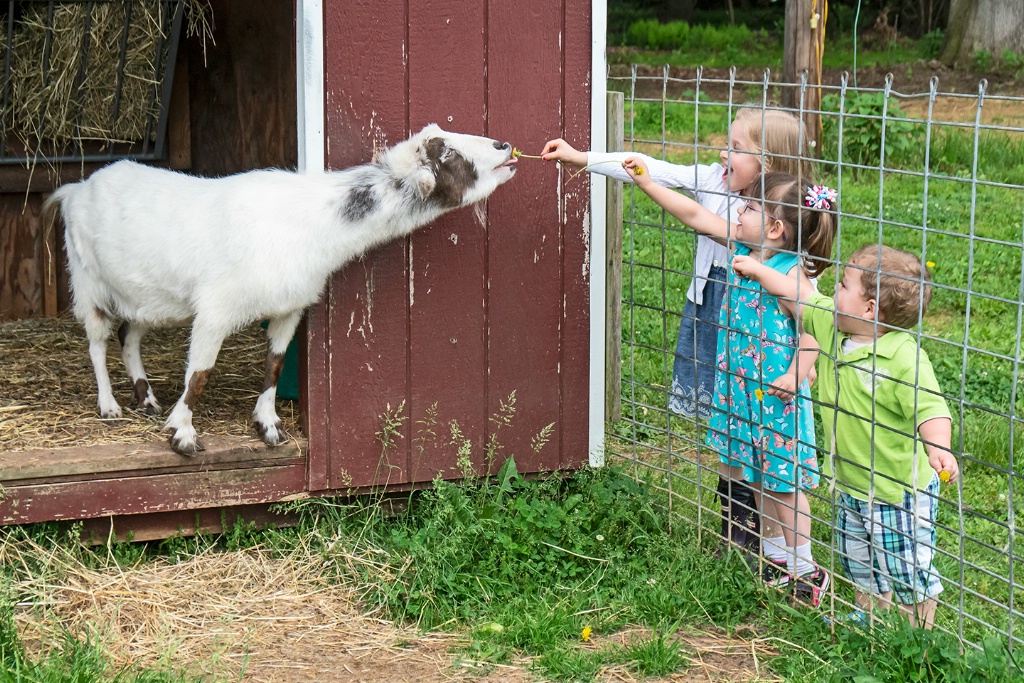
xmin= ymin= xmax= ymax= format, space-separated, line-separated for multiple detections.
xmin=836 ymin=475 xmax=944 ymax=605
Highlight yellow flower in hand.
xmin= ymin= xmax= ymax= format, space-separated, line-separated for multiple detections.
xmin=581 ymin=625 xmax=592 ymax=642
xmin=939 ymin=470 xmax=951 ymax=483
xmin=755 ymin=389 xmax=764 ymax=401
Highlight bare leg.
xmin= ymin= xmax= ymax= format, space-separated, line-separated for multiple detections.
xmin=163 ymin=318 xmax=228 ymax=455
xmin=82 ymin=307 xmax=121 ymax=419
xmin=118 ymin=321 xmax=162 ymax=415
xmin=900 ymin=598 xmax=938 ymax=629
xmin=761 ymin=488 xmax=812 ymax=549
xmin=252 ymin=311 xmax=302 ymax=447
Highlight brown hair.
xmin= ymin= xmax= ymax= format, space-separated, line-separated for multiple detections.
xmin=747 ymin=172 xmax=836 ymax=278
xmin=848 ymin=244 xmax=934 ymax=330
xmin=733 ymin=108 xmax=815 ymax=186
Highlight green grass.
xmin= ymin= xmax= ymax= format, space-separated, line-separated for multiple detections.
xmin=609 ymin=18 xmax=938 ymax=71
xmin=0 ymin=603 xmax=190 ymax=683
xmin=4 ymin=449 xmax=1024 ymax=681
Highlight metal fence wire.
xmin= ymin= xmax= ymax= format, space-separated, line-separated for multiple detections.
xmin=0 ymin=0 xmax=184 ymax=165
xmin=605 ymin=65 xmax=1024 ymax=651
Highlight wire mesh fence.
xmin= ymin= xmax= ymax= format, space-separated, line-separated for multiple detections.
xmin=604 ymin=65 xmax=1024 ymax=650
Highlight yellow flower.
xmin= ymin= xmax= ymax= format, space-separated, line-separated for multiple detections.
xmin=581 ymin=625 xmax=592 ymax=642
xmin=939 ymin=470 xmax=951 ymax=483
xmin=926 ymin=261 xmax=935 ymax=268
xmin=755 ymin=389 xmax=764 ymax=401
xmin=512 ymin=147 xmax=522 ymax=158
xmin=634 ymin=167 xmax=644 ymax=175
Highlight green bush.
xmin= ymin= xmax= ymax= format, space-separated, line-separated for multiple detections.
xmin=919 ymin=29 xmax=945 ymax=60
xmin=820 ymin=91 xmax=921 ymax=173
xmin=623 ymin=19 xmax=767 ymax=54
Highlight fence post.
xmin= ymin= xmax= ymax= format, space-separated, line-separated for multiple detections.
xmin=605 ymin=91 xmax=624 ymax=423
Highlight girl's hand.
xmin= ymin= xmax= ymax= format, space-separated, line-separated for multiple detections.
xmin=732 ymin=255 xmax=765 ymax=280
xmin=767 ymin=373 xmax=798 ymax=402
xmin=929 ymin=451 xmax=960 ymax=484
xmin=621 ymin=157 xmax=652 ymax=187
xmin=806 ymin=365 xmax=818 ymax=388
xmin=541 ymin=139 xmax=586 ymax=166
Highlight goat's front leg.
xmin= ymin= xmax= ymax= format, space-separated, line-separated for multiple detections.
xmin=163 ymin=319 xmax=227 ymax=456
xmin=253 ymin=311 xmax=302 ymax=447
xmin=118 ymin=322 xmax=162 ymax=415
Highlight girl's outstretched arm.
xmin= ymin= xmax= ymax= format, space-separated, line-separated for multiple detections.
xmin=622 ymin=157 xmax=735 ymax=244
xmin=732 ymin=255 xmax=815 ymax=320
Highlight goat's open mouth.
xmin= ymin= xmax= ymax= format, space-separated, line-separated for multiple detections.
xmin=497 ymin=156 xmax=518 ymax=171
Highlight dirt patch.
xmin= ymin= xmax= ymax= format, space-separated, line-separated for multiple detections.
xmin=609 ymin=61 xmax=1024 ymax=124
xmin=10 ymin=544 xmax=777 ymax=682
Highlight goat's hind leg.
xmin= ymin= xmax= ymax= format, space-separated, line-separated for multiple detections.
xmin=82 ymin=307 xmax=122 ymax=419
xmin=118 ymin=322 xmax=162 ymax=415
xmin=164 ymin=318 xmax=228 ymax=456
xmin=253 ymin=311 xmax=302 ymax=447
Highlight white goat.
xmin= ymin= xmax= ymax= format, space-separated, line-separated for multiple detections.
xmin=44 ymin=124 xmax=518 ymax=455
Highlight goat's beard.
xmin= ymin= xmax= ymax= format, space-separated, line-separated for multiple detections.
xmin=472 ymin=200 xmax=487 ymax=228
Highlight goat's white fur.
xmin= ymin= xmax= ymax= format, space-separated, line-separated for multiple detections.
xmin=45 ymin=124 xmax=517 ymax=455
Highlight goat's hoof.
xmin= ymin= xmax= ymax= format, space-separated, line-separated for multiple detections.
xmin=254 ymin=419 xmax=286 ymax=447
xmin=138 ymin=399 xmax=163 ymax=417
xmin=169 ymin=429 xmax=204 ymax=456
xmin=99 ymin=404 xmax=123 ymax=420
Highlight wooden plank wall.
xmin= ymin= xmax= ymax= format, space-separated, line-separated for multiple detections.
xmin=310 ymin=0 xmax=592 ymax=489
xmin=0 ymin=0 xmax=296 ymax=324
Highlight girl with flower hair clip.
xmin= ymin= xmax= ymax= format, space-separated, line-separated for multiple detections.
xmin=541 ymin=108 xmax=816 ymax=557
xmin=621 ymin=159 xmax=838 ymax=605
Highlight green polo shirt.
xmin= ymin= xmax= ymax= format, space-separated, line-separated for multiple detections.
xmin=803 ymin=291 xmax=951 ymax=504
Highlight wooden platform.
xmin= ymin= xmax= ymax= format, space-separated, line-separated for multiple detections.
xmin=0 ymin=435 xmax=308 ymax=526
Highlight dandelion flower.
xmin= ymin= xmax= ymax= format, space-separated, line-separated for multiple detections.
xmin=939 ymin=470 xmax=951 ymax=483
xmin=581 ymin=625 xmax=592 ymax=642
xmin=926 ymin=261 xmax=935 ymax=268
xmin=755 ymin=389 xmax=764 ymax=401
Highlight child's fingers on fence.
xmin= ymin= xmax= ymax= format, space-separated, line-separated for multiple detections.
xmin=732 ymin=255 xmax=757 ymax=277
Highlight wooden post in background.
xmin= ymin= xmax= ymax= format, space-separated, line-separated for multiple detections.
xmin=605 ymin=91 xmax=623 ymax=423
xmin=782 ymin=0 xmax=824 ymax=154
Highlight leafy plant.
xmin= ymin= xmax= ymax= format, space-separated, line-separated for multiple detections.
xmin=973 ymin=49 xmax=993 ymax=72
xmin=820 ymin=91 xmax=921 ymax=174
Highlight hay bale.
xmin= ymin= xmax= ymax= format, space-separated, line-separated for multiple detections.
xmin=0 ymin=0 xmax=212 ymax=155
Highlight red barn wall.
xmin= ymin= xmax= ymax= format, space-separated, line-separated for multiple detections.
xmin=306 ymin=0 xmax=592 ymax=488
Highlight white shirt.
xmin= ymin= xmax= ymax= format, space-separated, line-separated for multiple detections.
xmin=586 ymin=152 xmax=737 ymax=305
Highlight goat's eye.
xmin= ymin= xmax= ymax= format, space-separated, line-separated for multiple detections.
xmin=440 ymin=147 xmax=454 ymax=163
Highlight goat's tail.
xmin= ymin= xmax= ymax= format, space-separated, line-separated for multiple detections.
xmin=40 ymin=184 xmax=75 ymax=286
xmin=41 ymin=184 xmax=71 ymax=236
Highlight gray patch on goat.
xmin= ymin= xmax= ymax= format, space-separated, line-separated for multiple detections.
xmin=424 ymin=137 xmax=478 ymax=208
xmin=342 ymin=184 xmax=378 ymax=222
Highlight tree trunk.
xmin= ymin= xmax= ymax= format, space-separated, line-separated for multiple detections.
xmin=941 ymin=0 xmax=1024 ymax=67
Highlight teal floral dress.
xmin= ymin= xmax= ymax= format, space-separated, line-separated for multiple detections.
xmin=707 ymin=244 xmax=820 ymax=493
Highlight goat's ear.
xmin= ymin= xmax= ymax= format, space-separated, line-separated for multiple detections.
xmin=413 ymin=167 xmax=435 ymax=199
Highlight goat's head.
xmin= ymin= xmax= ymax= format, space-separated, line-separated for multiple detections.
xmin=384 ymin=124 xmax=517 ymax=209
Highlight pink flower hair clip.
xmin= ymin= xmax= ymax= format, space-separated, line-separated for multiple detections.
xmin=805 ymin=185 xmax=837 ymax=210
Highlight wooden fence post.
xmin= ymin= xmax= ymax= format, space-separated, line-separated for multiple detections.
xmin=783 ymin=0 xmax=823 ymax=153
xmin=605 ymin=91 xmax=623 ymax=423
